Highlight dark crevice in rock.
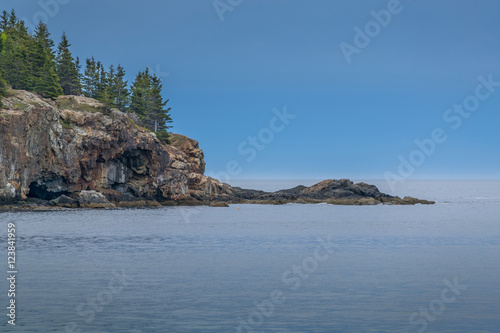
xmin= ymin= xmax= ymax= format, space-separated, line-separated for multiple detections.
xmin=27 ymin=173 xmax=70 ymax=200
xmin=27 ymin=181 xmax=70 ymax=200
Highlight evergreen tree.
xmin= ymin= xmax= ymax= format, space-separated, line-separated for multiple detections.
xmin=55 ymin=32 xmax=81 ymax=95
xmin=149 ymin=74 xmax=172 ymax=135
xmin=31 ymin=22 xmax=62 ymax=98
xmin=7 ymin=9 xmax=17 ymax=28
xmin=0 ymin=17 xmax=32 ymax=90
xmin=129 ymin=69 xmax=150 ymax=120
xmin=0 ymin=10 xmax=8 ymax=31
xmin=97 ymin=62 xmax=108 ymax=102
xmin=75 ymin=56 xmax=83 ymax=92
xmin=130 ymin=68 xmax=172 ymax=142
xmin=33 ymin=21 xmax=54 ymax=53
xmin=82 ymin=56 xmax=99 ymax=97
xmin=112 ymin=64 xmax=129 ymax=111
xmin=0 ymin=31 xmax=5 ymax=54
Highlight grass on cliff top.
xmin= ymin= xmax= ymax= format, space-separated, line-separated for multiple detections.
xmin=60 ymin=115 xmax=72 ymax=129
xmin=127 ymin=117 xmax=152 ymax=132
xmin=170 ymin=134 xmax=186 ymax=143
xmin=56 ymin=96 xmax=106 ymax=114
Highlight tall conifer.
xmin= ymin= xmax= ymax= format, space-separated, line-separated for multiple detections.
xmin=56 ymin=32 xmax=81 ymax=95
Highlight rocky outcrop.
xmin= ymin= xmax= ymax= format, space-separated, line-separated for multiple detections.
xmin=0 ymin=90 xmax=231 ymax=207
xmin=0 ymin=90 xmax=434 ymax=209
xmin=226 ymin=179 xmax=435 ymax=205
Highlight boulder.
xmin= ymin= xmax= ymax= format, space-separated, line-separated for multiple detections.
xmin=78 ymin=190 xmax=115 ymax=208
xmin=50 ymin=195 xmax=79 ymax=208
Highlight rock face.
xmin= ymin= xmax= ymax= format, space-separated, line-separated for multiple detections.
xmin=0 ymin=90 xmax=434 ymax=209
xmin=0 ymin=91 xmax=230 ymax=207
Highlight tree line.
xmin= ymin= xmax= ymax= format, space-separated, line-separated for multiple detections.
xmin=0 ymin=9 xmax=172 ymax=141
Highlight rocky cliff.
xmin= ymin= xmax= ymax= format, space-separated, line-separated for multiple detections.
xmin=0 ymin=90 xmax=232 ymax=207
xmin=0 ymin=90 xmax=433 ymax=209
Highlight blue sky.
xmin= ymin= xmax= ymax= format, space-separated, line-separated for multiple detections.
xmin=4 ymin=0 xmax=500 ymax=180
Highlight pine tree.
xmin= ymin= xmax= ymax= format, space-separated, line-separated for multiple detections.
xmin=82 ymin=56 xmax=99 ymax=97
xmin=1 ymin=18 xmax=32 ymax=90
xmin=0 ymin=31 xmax=5 ymax=54
xmin=97 ymin=62 xmax=108 ymax=102
xmin=7 ymin=9 xmax=17 ymax=29
xmin=0 ymin=11 xmax=8 ymax=31
xmin=31 ymin=22 xmax=62 ymax=99
xmin=113 ymin=65 xmax=129 ymax=111
xmin=33 ymin=21 xmax=54 ymax=53
xmin=149 ymin=73 xmax=172 ymax=137
xmin=129 ymin=69 xmax=150 ymax=120
xmin=130 ymin=68 xmax=172 ymax=142
xmin=75 ymin=56 xmax=83 ymax=92
xmin=56 ymin=32 xmax=81 ymax=95
xmin=106 ymin=64 xmax=129 ymax=111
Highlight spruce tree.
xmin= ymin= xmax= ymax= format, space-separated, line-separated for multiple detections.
xmin=75 ymin=56 xmax=83 ymax=92
xmin=55 ymin=32 xmax=81 ymax=95
xmin=7 ymin=9 xmax=17 ymax=29
xmin=129 ymin=69 xmax=150 ymax=120
xmin=130 ymin=68 xmax=172 ymax=142
xmin=97 ymin=62 xmax=108 ymax=102
xmin=113 ymin=65 xmax=129 ymax=111
xmin=1 ymin=18 xmax=32 ymax=90
xmin=149 ymin=73 xmax=172 ymax=137
xmin=0 ymin=11 xmax=8 ymax=31
xmin=32 ymin=22 xmax=62 ymax=99
xmin=82 ymin=56 xmax=99 ymax=97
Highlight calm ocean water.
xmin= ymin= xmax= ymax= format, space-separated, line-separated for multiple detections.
xmin=1 ymin=180 xmax=499 ymax=332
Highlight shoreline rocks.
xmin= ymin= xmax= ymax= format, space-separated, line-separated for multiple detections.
xmin=0 ymin=90 xmax=435 ymax=211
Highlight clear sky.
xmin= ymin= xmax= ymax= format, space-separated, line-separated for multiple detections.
xmin=3 ymin=0 xmax=500 ymax=180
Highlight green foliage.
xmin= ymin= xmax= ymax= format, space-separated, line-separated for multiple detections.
xmin=32 ymin=22 xmax=62 ymax=99
xmin=56 ymin=32 xmax=81 ymax=95
xmin=82 ymin=57 xmax=98 ymax=97
xmin=0 ymin=17 xmax=32 ymax=90
xmin=155 ymin=130 xmax=171 ymax=144
xmin=0 ymin=11 xmax=62 ymax=99
xmin=0 ymin=73 xmax=6 ymax=108
xmin=61 ymin=115 xmax=72 ymax=129
xmin=130 ymin=68 xmax=172 ymax=142
xmin=0 ymin=9 xmax=174 ymax=135
xmin=112 ymin=65 xmax=129 ymax=111
xmin=82 ymin=59 xmax=130 ymax=111
xmin=0 ymin=11 xmax=8 ymax=31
